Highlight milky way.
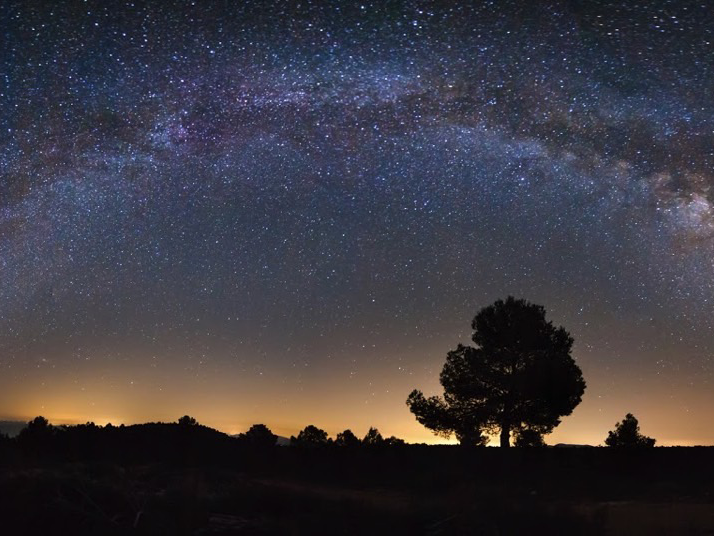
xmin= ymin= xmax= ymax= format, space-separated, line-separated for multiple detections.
xmin=1 ymin=1 xmax=713 ymax=444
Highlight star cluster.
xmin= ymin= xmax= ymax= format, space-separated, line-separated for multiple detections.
xmin=1 ymin=1 xmax=713 ymax=444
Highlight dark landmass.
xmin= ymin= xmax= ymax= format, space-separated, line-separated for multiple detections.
xmin=1 ymin=422 xmax=713 ymax=535
xmin=0 ymin=420 xmax=29 ymax=437
xmin=232 ymin=433 xmax=291 ymax=446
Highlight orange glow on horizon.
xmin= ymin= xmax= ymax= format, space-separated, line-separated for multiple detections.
xmin=3 ymin=374 xmax=713 ymax=447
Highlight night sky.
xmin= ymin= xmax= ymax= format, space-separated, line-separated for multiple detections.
xmin=1 ymin=1 xmax=713 ymax=445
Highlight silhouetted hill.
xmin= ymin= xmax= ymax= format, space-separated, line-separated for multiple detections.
xmin=0 ymin=420 xmax=26 ymax=437
xmin=232 ymin=433 xmax=291 ymax=445
xmin=4 ymin=419 xmax=238 ymax=464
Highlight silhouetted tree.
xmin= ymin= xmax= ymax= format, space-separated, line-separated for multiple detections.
xmin=18 ymin=416 xmax=54 ymax=440
xmin=17 ymin=416 xmax=56 ymax=456
xmin=363 ymin=427 xmax=384 ymax=445
xmin=241 ymin=424 xmax=278 ymax=448
xmin=384 ymin=436 xmax=406 ymax=446
xmin=26 ymin=415 xmax=50 ymax=429
xmin=292 ymin=425 xmax=329 ymax=446
xmin=514 ymin=428 xmax=546 ymax=447
xmin=406 ymin=391 xmax=488 ymax=446
xmin=177 ymin=415 xmax=198 ymax=426
xmin=605 ymin=413 xmax=656 ymax=448
xmin=335 ymin=429 xmax=361 ymax=447
xmin=407 ymin=297 xmax=586 ymax=447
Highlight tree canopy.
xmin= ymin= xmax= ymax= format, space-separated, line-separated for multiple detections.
xmin=292 ymin=425 xmax=329 ymax=446
xmin=363 ymin=427 xmax=384 ymax=445
xmin=605 ymin=413 xmax=656 ymax=448
xmin=407 ymin=297 xmax=586 ymax=447
xmin=17 ymin=416 xmax=55 ymax=453
xmin=335 ymin=429 xmax=361 ymax=447
xmin=23 ymin=416 xmax=51 ymax=432
xmin=241 ymin=424 xmax=278 ymax=448
xmin=177 ymin=415 xmax=198 ymax=426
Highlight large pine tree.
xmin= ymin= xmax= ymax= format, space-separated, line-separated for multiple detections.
xmin=407 ymin=297 xmax=586 ymax=447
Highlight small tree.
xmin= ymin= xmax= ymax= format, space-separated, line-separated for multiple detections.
xmin=363 ymin=427 xmax=384 ymax=445
xmin=514 ymin=428 xmax=546 ymax=447
xmin=335 ymin=429 xmax=361 ymax=447
xmin=18 ymin=416 xmax=54 ymax=440
xmin=605 ymin=413 xmax=655 ymax=447
xmin=292 ymin=425 xmax=329 ymax=446
xmin=26 ymin=416 xmax=50 ymax=429
xmin=17 ymin=416 xmax=55 ymax=454
xmin=384 ymin=436 xmax=406 ymax=446
xmin=177 ymin=415 xmax=198 ymax=426
xmin=241 ymin=424 xmax=278 ymax=448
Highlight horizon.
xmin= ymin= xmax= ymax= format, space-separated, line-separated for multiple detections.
xmin=1 ymin=413 xmax=700 ymax=447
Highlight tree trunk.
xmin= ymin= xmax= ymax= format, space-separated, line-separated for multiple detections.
xmin=500 ymin=424 xmax=511 ymax=448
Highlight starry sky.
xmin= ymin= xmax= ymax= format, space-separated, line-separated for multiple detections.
xmin=1 ymin=0 xmax=713 ymax=445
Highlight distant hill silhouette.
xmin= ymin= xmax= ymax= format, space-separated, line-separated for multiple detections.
xmin=232 ymin=433 xmax=291 ymax=446
xmin=0 ymin=420 xmax=27 ymax=437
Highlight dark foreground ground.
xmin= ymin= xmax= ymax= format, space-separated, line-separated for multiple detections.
xmin=2 ymin=427 xmax=714 ymax=535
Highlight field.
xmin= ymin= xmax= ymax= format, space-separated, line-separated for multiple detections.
xmin=2 ymin=443 xmax=714 ymax=535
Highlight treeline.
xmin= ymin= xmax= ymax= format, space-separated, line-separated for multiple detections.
xmin=0 ymin=416 xmax=409 ymax=466
xmin=0 ymin=411 xmax=659 ymax=466
xmin=287 ymin=424 xmax=405 ymax=447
